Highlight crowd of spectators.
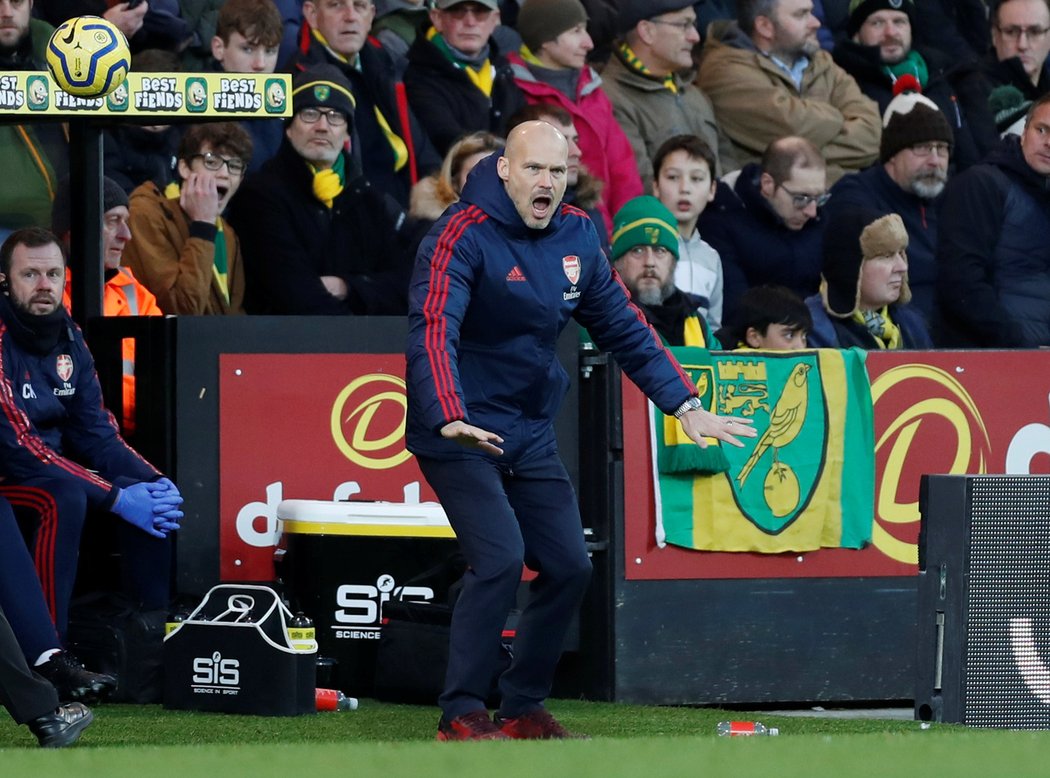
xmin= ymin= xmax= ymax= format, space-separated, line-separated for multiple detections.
xmin=7 ymin=0 xmax=1050 ymax=733
xmin=0 ymin=0 xmax=1046 ymax=349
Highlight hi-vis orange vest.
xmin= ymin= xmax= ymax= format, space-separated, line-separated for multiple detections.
xmin=64 ymin=267 xmax=162 ymax=433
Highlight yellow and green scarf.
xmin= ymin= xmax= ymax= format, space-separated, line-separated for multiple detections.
xmin=617 ymin=40 xmax=677 ymax=94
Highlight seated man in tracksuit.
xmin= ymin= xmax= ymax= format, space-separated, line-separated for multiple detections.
xmin=0 ymin=227 xmax=183 ymax=697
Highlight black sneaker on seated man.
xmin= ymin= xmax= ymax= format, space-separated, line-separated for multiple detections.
xmin=495 ymin=708 xmax=588 ymax=739
xmin=27 ymin=702 xmax=93 ymax=748
xmin=436 ymin=710 xmax=510 ymax=741
xmin=36 ymin=651 xmax=116 ymax=703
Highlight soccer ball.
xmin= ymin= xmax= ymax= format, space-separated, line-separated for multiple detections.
xmin=45 ymin=16 xmax=130 ymax=98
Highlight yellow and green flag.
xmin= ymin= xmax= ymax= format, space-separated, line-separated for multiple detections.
xmin=654 ymin=347 xmax=875 ymax=553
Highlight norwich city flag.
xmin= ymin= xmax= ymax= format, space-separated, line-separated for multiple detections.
xmin=654 ymin=347 xmax=875 ymax=553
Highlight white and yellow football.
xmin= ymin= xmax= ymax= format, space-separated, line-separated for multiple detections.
xmin=46 ymin=16 xmax=130 ymax=98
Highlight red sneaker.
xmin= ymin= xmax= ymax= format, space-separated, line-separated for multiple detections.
xmin=495 ymin=709 xmax=589 ymax=740
xmin=436 ymin=711 xmax=511 ymax=741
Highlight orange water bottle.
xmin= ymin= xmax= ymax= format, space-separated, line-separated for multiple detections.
xmin=717 ymin=720 xmax=779 ymax=736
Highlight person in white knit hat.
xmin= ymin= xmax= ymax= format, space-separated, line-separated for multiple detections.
xmin=828 ymin=88 xmax=952 ymax=334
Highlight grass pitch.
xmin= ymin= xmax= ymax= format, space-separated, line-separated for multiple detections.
xmin=1 ymin=699 xmax=1047 ymax=778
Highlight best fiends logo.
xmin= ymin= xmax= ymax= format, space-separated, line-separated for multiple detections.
xmin=191 ymin=651 xmax=241 ymax=695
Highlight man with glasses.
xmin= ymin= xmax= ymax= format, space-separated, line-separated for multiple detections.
xmin=696 ymin=0 xmax=880 ymax=184
xmin=228 ymin=66 xmax=420 ymax=314
xmin=937 ymin=92 xmax=1050 ymax=347
xmin=982 ymin=0 xmax=1050 ymax=100
xmin=600 ymin=0 xmax=732 ymax=190
xmin=124 ymin=123 xmax=252 ymax=315
xmin=403 ymin=0 xmax=524 ymax=157
xmin=699 ymin=136 xmax=828 ymax=320
xmin=287 ymin=0 xmax=440 ymax=207
xmin=831 ymin=0 xmax=996 ymax=173
xmin=828 ymin=90 xmax=954 ymax=332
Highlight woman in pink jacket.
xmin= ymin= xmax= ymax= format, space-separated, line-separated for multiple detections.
xmin=507 ymin=0 xmax=643 ymax=233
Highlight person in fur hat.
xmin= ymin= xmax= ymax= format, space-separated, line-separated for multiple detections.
xmin=805 ymin=206 xmax=932 ymax=349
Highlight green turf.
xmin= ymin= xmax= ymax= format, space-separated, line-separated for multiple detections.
xmin=2 ymin=699 xmax=1047 ymax=777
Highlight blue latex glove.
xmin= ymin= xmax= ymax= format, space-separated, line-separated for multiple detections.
xmin=146 ymin=477 xmax=183 ymax=504
xmin=113 ymin=483 xmax=166 ymax=538
xmin=154 ymin=519 xmax=181 ymax=535
xmin=147 ymin=478 xmax=184 ymax=520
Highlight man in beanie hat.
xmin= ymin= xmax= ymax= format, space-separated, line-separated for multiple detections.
xmin=696 ymin=0 xmax=881 ymax=184
xmin=52 ymin=177 xmax=162 ymax=433
xmin=124 ymin=122 xmax=252 ymax=316
xmin=937 ymin=92 xmax=1050 ymax=348
xmin=805 ymin=207 xmax=931 ymax=349
xmin=506 ymin=0 xmax=643 ymax=234
xmin=227 ymin=65 xmax=422 ymax=315
xmin=403 ymin=0 xmax=525 ymax=157
xmin=828 ymin=89 xmax=953 ymax=331
xmin=600 ymin=0 xmax=734 ymax=191
xmin=611 ymin=195 xmax=718 ymax=346
xmin=832 ymin=0 xmax=997 ymax=172
xmin=286 ymin=0 xmax=440 ymax=208
xmin=407 ymin=121 xmax=754 ymax=741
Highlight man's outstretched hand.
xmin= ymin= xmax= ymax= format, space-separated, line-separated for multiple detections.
xmin=679 ymin=407 xmax=757 ymax=449
xmin=440 ymin=420 xmax=505 ymax=456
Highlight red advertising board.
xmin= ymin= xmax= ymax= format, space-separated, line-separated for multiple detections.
xmin=623 ymin=350 xmax=1050 ymax=579
xmin=218 ymin=354 xmax=437 ymax=581
xmin=219 ymin=350 xmax=1050 ymax=583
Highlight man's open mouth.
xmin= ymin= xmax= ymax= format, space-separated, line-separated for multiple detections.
xmin=531 ymin=195 xmax=552 ymax=218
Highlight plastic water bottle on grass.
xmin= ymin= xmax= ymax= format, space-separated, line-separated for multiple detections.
xmin=717 ymin=721 xmax=779 ymax=736
xmin=316 ymin=688 xmax=358 ymax=712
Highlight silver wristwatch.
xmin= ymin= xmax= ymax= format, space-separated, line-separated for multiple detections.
xmin=673 ymin=396 xmax=703 ymax=418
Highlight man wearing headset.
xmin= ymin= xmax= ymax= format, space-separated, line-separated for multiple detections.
xmin=0 ymin=227 xmax=183 ymax=701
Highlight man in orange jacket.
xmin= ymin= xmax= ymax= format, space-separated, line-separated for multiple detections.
xmin=54 ymin=178 xmax=163 ymax=433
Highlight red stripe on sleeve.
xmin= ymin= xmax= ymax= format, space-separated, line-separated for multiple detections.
xmin=422 ymin=206 xmax=487 ymax=422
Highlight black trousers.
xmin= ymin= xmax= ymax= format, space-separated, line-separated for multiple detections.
xmin=0 ymin=607 xmax=57 ymax=725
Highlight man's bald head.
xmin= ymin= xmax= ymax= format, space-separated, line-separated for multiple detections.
xmin=498 ymin=121 xmax=569 ymax=229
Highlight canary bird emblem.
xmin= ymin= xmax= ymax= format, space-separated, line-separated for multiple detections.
xmin=736 ymin=363 xmax=811 ymax=486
